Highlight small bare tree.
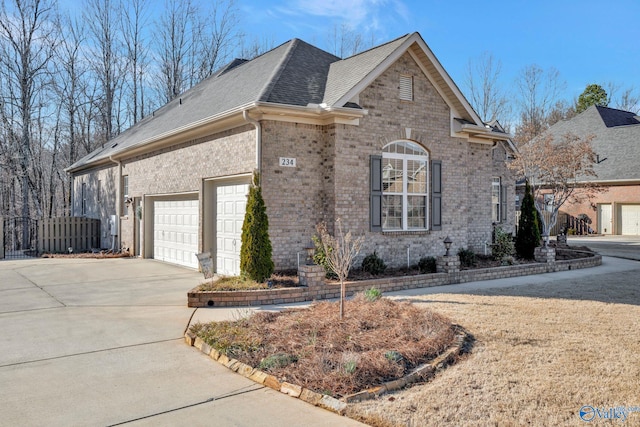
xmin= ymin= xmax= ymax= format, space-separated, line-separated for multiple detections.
xmin=464 ymin=51 xmax=510 ymax=124
xmin=316 ymin=219 xmax=364 ymax=320
xmin=509 ymin=132 xmax=600 ymax=244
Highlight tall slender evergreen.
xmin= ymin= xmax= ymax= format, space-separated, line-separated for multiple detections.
xmin=240 ymin=172 xmax=274 ymax=282
xmin=516 ymin=180 xmax=541 ymax=259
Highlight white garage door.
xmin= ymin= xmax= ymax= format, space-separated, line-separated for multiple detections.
xmin=216 ymin=184 xmax=249 ymax=276
xmin=620 ymin=204 xmax=640 ymax=235
xmin=153 ymin=199 xmax=199 ymax=268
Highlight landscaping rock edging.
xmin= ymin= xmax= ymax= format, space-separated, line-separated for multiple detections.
xmin=184 ymin=326 xmax=472 ymax=414
xmin=187 ymin=254 xmax=602 ymax=308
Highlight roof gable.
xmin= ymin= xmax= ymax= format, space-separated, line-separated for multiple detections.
xmin=324 ymin=32 xmax=483 ymax=126
xmin=546 ymin=105 xmax=640 ymax=182
xmin=322 ymin=34 xmax=410 ymax=107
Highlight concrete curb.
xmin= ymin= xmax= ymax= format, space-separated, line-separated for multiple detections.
xmin=185 ymin=325 xmax=471 ymax=414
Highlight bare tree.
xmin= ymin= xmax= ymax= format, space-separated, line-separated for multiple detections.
xmin=84 ymin=0 xmax=124 ymax=143
xmin=54 ymin=13 xmax=91 ymax=213
xmin=316 ymin=219 xmax=364 ymax=319
xmin=327 ymin=23 xmax=372 ymax=58
xmin=606 ymin=82 xmax=640 ymax=113
xmin=509 ymin=132 xmax=600 ymax=244
xmin=514 ymin=64 xmax=566 ymax=139
xmin=237 ymin=33 xmax=276 ymax=60
xmin=156 ymin=0 xmax=196 ymax=103
xmin=191 ymin=0 xmax=238 ymax=81
xmin=464 ymin=52 xmax=510 ymax=125
xmin=120 ymin=0 xmax=149 ymax=124
xmin=0 ymin=0 xmax=59 ymax=221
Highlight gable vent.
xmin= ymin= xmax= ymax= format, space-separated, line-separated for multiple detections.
xmin=399 ymin=75 xmax=413 ymax=101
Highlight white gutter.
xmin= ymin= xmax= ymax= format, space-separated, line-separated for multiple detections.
xmin=243 ymin=110 xmax=262 ymax=173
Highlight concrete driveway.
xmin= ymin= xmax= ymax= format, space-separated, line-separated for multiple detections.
xmin=0 ymin=257 xmax=366 ymax=427
xmin=567 ymin=235 xmax=640 ymax=261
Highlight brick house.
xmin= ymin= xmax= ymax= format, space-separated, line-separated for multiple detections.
xmin=66 ymin=32 xmax=515 ymax=273
xmin=539 ymin=105 xmax=640 ymax=235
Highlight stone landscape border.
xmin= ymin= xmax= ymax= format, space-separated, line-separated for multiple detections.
xmin=187 ymin=253 xmax=602 ymax=308
xmin=185 ymin=325 xmax=472 ymax=413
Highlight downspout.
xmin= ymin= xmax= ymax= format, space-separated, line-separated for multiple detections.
xmin=109 ymin=155 xmax=122 ymax=218
xmin=109 ymin=155 xmax=122 ymax=251
xmin=243 ymin=110 xmax=261 ymax=173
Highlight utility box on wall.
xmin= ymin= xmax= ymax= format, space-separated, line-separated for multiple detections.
xmin=109 ymin=215 xmax=118 ymax=236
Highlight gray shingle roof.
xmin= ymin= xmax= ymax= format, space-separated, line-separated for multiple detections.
xmin=67 ymin=31 xmax=487 ymax=173
xmin=69 ymin=40 xmax=297 ymax=171
xmin=260 ymin=39 xmax=339 ymax=106
xmin=545 ymin=105 xmax=640 ymax=181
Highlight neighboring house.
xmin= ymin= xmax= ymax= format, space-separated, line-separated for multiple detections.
xmin=540 ymin=105 xmax=640 ymax=235
xmin=66 ymin=32 xmax=515 ymax=273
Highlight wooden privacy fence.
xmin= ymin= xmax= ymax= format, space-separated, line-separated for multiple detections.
xmin=39 ymin=217 xmax=101 ymax=253
xmin=515 ymin=211 xmax=592 ymax=236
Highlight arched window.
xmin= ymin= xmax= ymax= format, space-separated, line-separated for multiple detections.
xmin=382 ymin=141 xmax=429 ymax=230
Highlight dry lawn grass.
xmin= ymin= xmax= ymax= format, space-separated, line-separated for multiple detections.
xmin=346 ymin=275 xmax=640 ymax=426
xmin=191 ymin=293 xmax=457 ymax=397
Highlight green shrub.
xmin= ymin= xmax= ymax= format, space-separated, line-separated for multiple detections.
xmin=515 ymin=180 xmax=541 ymax=259
xmin=363 ymin=287 xmax=382 ymax=302
xmin=458 ymin=248 xmax=476 ymax=268
xmin=418 ymin=256 xmax=437 ymax=273
xmin=492 ymin=226 xmax=515 ymax=262
xmin=311 ymin=234 xmax=337 ymax=279
xmin=361 ymin=251 xmax=387 ymax=275
xmin=240 ymin=172 xmax=274 ymax=282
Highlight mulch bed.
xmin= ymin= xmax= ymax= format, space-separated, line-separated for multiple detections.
xmin=191 ymin=294 xmax=458 ymax=397
xmin=41 ymin=251 xmax=131 ymax=259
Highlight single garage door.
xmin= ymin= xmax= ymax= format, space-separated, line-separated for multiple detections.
xmin=620 ymin=204 xmax=640 ymax=235
xmin=153 ymin=199 xmax=199 ymax=268
xmin=216 ymin=183 xmax=249 ymax=276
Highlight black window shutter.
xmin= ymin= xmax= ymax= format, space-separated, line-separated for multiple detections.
xmin=501 ymin=182 xmax=508 ymax=222
xmin=431 ymin=160 xmax=442 ymax=230
xmin=370 ymin=155 xmax=383 ymax=232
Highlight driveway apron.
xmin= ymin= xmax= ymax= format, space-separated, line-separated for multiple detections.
xmin=0 ymin=258 xmax=366 ymax=427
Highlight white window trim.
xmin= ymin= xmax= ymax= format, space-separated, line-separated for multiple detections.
xmin=122 ymin=175 xmax=129 ymax=216
xmin=382 ymin=144 xmax=429 ymax=231
xmin=492 ymin=177 xmax=501 ymax=223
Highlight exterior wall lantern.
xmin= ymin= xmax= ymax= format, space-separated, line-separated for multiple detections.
xmin=443 ymin=236 xmax=453 ymax=256
xmin=304 ymin=244 xmax=316 ymax=265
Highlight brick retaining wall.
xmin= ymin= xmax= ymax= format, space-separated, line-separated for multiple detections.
xmin=187 ymin=254 xmax=602 ymax=308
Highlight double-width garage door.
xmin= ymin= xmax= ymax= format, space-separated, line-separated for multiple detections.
xmin=153 ymin=199 xmax=199 ymax=268
xmin=620 ymin=204 xmax=640 ymax=235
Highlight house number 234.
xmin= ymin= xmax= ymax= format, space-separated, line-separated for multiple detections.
xmin=279 ymin=157 xmax=296 ymax=167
